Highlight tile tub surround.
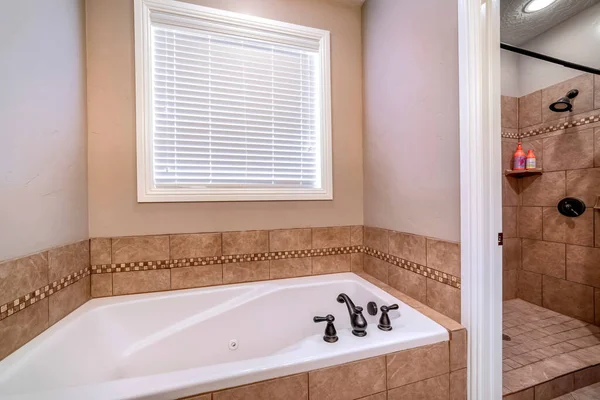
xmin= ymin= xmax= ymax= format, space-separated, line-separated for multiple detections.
xmin=500 ymin=73 xmax=600 ymax=322
xmin=502 ymin=299 xmax=600 ymax=398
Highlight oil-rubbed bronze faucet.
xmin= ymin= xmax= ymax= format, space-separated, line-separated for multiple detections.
xmin=337 ymin=293 xmax=368 ymax=337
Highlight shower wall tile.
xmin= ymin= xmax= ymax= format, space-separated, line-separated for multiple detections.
xmin=268 ymin=229 xmax=311 ymax=252
xmin=595 ymin=128 xmax=600 ymax=167
xmin=388 ymin=264 xmax=427 ymax=304
xmin=269 ymin=258 xmax=312 ymax=280
xmin=541 ymin=73 xmax=595 ymax=123
xmin=542 ymin=275 xmax=594 ymax=324
xmin=48 ymin=240 xmax=90 ymax=281
xmin=91 ymin=273 xmax=112 ymax=297
xmin=364 ymin=255 xmax=388 ymax=284
xmin=503 ymin=140 xmax=519 ymax=171
xmin=222 ymin=230 xmax=269 ymax=255
xmin=90 ymin=238 xmax=111 ymax=265
xmin=171 ymin=264 xmax=223 ymax=289
xmin=503 ymin=238 xmax=521 ymax=271
xmin=504 ymin=269 xmax=518 ymax=300
xmin=542 ymin=129 xmax=594 ymax=171
xmin=223 ymin=261 xmax=269 ymax=284
xmin=312 ymin=254 xmax=351 ymax=275
xmin=567 ymin=245 xmax=600 ymax=288
xmin=112 ymin=235 xmax=169 ymax=263
xmin=566 ymin=168 xmax=600 ymax=207
xmin=596 ymin=289 xmax=600 ymax=326
xmin=426 ymin=239 xmax=460 ymax=277
xmin=364 ymin=226 xmax=389 ymax=253
xmin=522 ymin=239 xmax=565 ymax=279
xmin=502 ymin=96 xmax=519 ymax=130
xmin=519 ymin=90 xmax=542 ymax=128
xmin=112 ymin=270 xmax=170 ymax=295
xmin=518 ymin=207 xmax=543 ymax=240
xmin=503 ymin=175 xmax=521 ymax=206
xmin=311 ymin=226 xmax=351 ymax=249
xmin=388 ymin=231 xmax=427 ymax=265
xmin=48 ymin=276 xmax=90 ymax=325
xmin=520 ymin=139 xmax=544 ymax=169
xmin=503 ymin=207 xmax=518 ymax=238
xmin=0 ymin=252 xmax=48 ymax=306
xmin=597 ymin=212 xmax=600 ymax=248
xmin=169 ymin=233 xmax=222 ymax=259
xmin=542 ymin=207 xmax=593 ymax=247
xmin=521 ymin=171 xmax=566 ymax=207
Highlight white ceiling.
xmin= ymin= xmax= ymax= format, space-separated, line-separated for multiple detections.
xmin=501 ymin=0 xmax=600 ymax=45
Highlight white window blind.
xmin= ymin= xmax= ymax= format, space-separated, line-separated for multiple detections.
xmin=153 ymin=25 xmax=321 ymax=186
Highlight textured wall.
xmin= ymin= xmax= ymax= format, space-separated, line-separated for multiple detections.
xmin=362 ymin=0 xmax=460 ymax=242
xmin=86 ymin=0 xmax=364 ymax=237
xmin=0 ymin=0 xmax=88 ymax=261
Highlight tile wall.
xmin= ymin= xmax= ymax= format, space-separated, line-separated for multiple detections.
xmin=502 ymin=73 xmax=600 ymax=324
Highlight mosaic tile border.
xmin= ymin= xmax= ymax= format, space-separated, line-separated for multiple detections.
xmin=91 ymin=246 xmax=364 ymax=274
xmin=364 ymin=246 xmax=461 ymax=289
xmin=0 ymin=267 xmax=91 ymax=322
xmin=502 ymin=112 xmax=600 ymax=140
xmin=501 ymin=131 xmax=519 ymax=139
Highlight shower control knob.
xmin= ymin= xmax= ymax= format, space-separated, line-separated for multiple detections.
xmin=378 ymin=304 xmax=399 ymax=331
xmin=314 ymin=314 xmax=338 ymax=343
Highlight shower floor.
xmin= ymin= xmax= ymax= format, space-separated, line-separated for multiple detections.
xmin=503 ymin=299 xmax=600 ymax=397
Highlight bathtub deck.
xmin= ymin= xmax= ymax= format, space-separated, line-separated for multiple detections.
xmin=502 ymin=299 xmax=600 ymax=397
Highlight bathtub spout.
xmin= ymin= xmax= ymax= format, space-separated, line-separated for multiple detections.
xmin=336 ymin=293 xmax=368 ymax=337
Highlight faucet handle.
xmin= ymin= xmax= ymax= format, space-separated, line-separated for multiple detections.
xmin=314 ymin=314 xmax=338 ymax=343
xmin=378 ymin=304 xmax=399 ymax=331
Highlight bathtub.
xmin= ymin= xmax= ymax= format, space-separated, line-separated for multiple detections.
xmin=0 ymin=273 xmax=449 ymax=400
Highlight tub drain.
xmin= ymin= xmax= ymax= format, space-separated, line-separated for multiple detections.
xmin=502 ymin=334 xmax=511 ymax=341
xmin=228 ymin=339 xmax=239 ymax=350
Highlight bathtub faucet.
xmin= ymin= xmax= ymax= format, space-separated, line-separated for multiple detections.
xmin=336 ymin=293 xmax=368 ymax=337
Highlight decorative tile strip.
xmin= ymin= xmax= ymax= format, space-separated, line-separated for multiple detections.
xmin=91 ymin=245 xmax=364 ymax=273
xmin=501 ymin=131 xmax=519 ymax=139
xmin=0 ymin=267 xmax=91 ymax=322
xmin=520 ymin=112 xmax=600 ymax=139
xmin=364 ymin=247 xmax=461 ymax=289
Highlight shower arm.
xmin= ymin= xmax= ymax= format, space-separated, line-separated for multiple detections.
xmin=501 ymin=43 xmax=600 ymax=76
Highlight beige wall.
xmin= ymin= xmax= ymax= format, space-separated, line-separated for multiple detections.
xmin=86 ymin=0 xmax=364 ymax=237
xmin=0 ymin=0 xmax=88 ymax=261
xmin=362 ymin=0 xmax=461 ymax=242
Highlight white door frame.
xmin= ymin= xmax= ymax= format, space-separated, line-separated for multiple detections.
xmin=458 ymin=0 xmax=503 ymax=398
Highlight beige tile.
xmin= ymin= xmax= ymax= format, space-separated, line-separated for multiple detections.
xmin=387 ymin=374 xmax=449 ymax=400
xmin=567 ymin=168 xmax=600 ymax=207
xmin=351 ymin=253 xmax=364 ymax=272
xmin=388 ymin=264 xmax=427 ymax=303
xmin=503 ymin=140 xmax=519 ymax=172
xmin=574 ymin=365 xmax=600 ymax=390
xmin=518 ymin=270 xmax=542 ymax=306
xmin=543 ymin=275 xmax=594 ymax=323
xmin=451 ymin=329 xmax=467 ymax=371
xmin=503 ymin=354 xmax=586 ymax=393
xmin=542 ymin=74 xmax=595 ymax=123
xmin=543 ymin=130 xmax=594 ymax=171
xmin=521 ymin=139 xmax=544 ymax=169
xmin=522 ymin=171 xmax=566 ymax=207
xmin=534 ymin=374 xmax=574 ymax=400
xmin=567 ymin=245 xmax=600 ymax=287
xmin=450 ymin=368 xmax=467 ymax=400
xmin=0 ymin=252 xmax=48 ymax=306
xmin=522 ymin=239 xmax=565 ymax=279
xmin=426 ymin=239 xmax=460 ymax=276
xmin=503 ymin=175 xmax=521 ymax=207
xmin=387 ymin=341 xmax=449 ymax=388
xmin=48 ymin=240 xmax=90 ymax=282
xmin=170 ymin=233 xmax=222 ymax=259
xmin=49 ymin=276 xmax=90 ymax=325
xmin=503 ymin=238 xmax=522 ymax=271
xmin=308 ymin=356 xmax=386 ymax=400
xmin=388 ymin=231 xmax=426 ymax=265
xmin=113 ymin=270 xmax=170 ymax=295
xmin=504 ymin=207 xmax=518 ymax=238
xmin=269 ymin=229 xmax=311 ymax=252
xmin=519 ymin=90 xmax=542 ymax=128
xmin=311 ymin=227 xmax=351 ymax=249
xmin=112 ymin=236 xmax=169 ymax=263
xmin=350 ymin=226 xmax=363 ymax=246
xmin=595 ymin=128 xmax=600 ymax=167
xmin=362 ymin=227 xmax=388 ymax=254
xmin=270 ymin=258 xmax=312 ymax=280
xmin=426 ymin=279 xmax=461 ymax=322
xmin=418 ymin=305 xmax=465 ymax=332
xmin=543 ymin=207 xmax=594 ymax=246
xmin=180 ymin=393 xmax=211 ymax=400
xmin=569 ymin=343 xmax=600 ymax=365
xmin=597 ymin=212 xmax=600 ymax=248
xmin=596 ymin=288 xmax=600 ymax=326
xmin=356 ymin=393 xmax=385 ymax=400
xmin=222 ymin=231 xmax=268 ymax=255
xmin=363 ymin=255 xmax=388 ymax=284
xmin=504 ymin=269 xmax=518 ymax=300
xmin=502 ymin=389 xmax=534 ymax=400
xmin=90 ymin=238 xmax=111 ymax=265
xmin=502 ymin=96 xmax=519 ymax=130
xmin=0 ymin=299 xmax=48 ymax=361
xmin=312 ymin=254 xmax=351 ymax=275
xmin=171 ymin=264 xmax=223 ymax=289
xmin=213 ymin=373 xmax=307 ymax=400
xmin=596 ymin=75 xmax=600 ymax=109
xmin=91 ymin=273 xmax=112 ymax=297
xmin=223 ymin=261 xmax=269 ymax=284
xmin=518 ymin=207 xmax=542 ymax=240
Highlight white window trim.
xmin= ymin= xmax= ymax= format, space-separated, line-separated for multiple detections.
xmin=134 ymin=0 xmax=333 ymax=203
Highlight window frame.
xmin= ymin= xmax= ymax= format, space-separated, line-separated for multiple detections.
xmin=134 ymin=0 xmax=333 ymax=203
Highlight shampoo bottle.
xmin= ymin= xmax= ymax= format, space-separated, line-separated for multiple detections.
xmin=513 ymin=142 xmax=526 ymax=170
xmin=526 ymin=149 xmax=537 ymax=170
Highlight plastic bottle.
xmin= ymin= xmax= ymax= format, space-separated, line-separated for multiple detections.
xmin=513 ymin=142 xmax=526 ymax=170
xmin=526 ymin=149 xmax=536 ymax=170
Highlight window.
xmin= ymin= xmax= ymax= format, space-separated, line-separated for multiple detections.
xmin=134 ymin=0 xmax=332 ymax=202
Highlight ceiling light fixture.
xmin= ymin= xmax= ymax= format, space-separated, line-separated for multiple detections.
xmin=523 ymin=0 xmax=559 ymax=13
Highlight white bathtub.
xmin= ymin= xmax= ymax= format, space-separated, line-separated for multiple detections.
xmin=0 ymin=273 xmax=448 ymax=400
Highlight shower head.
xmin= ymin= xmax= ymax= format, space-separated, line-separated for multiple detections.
xmin=549 ymin=89 xmax=579 ymax=112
